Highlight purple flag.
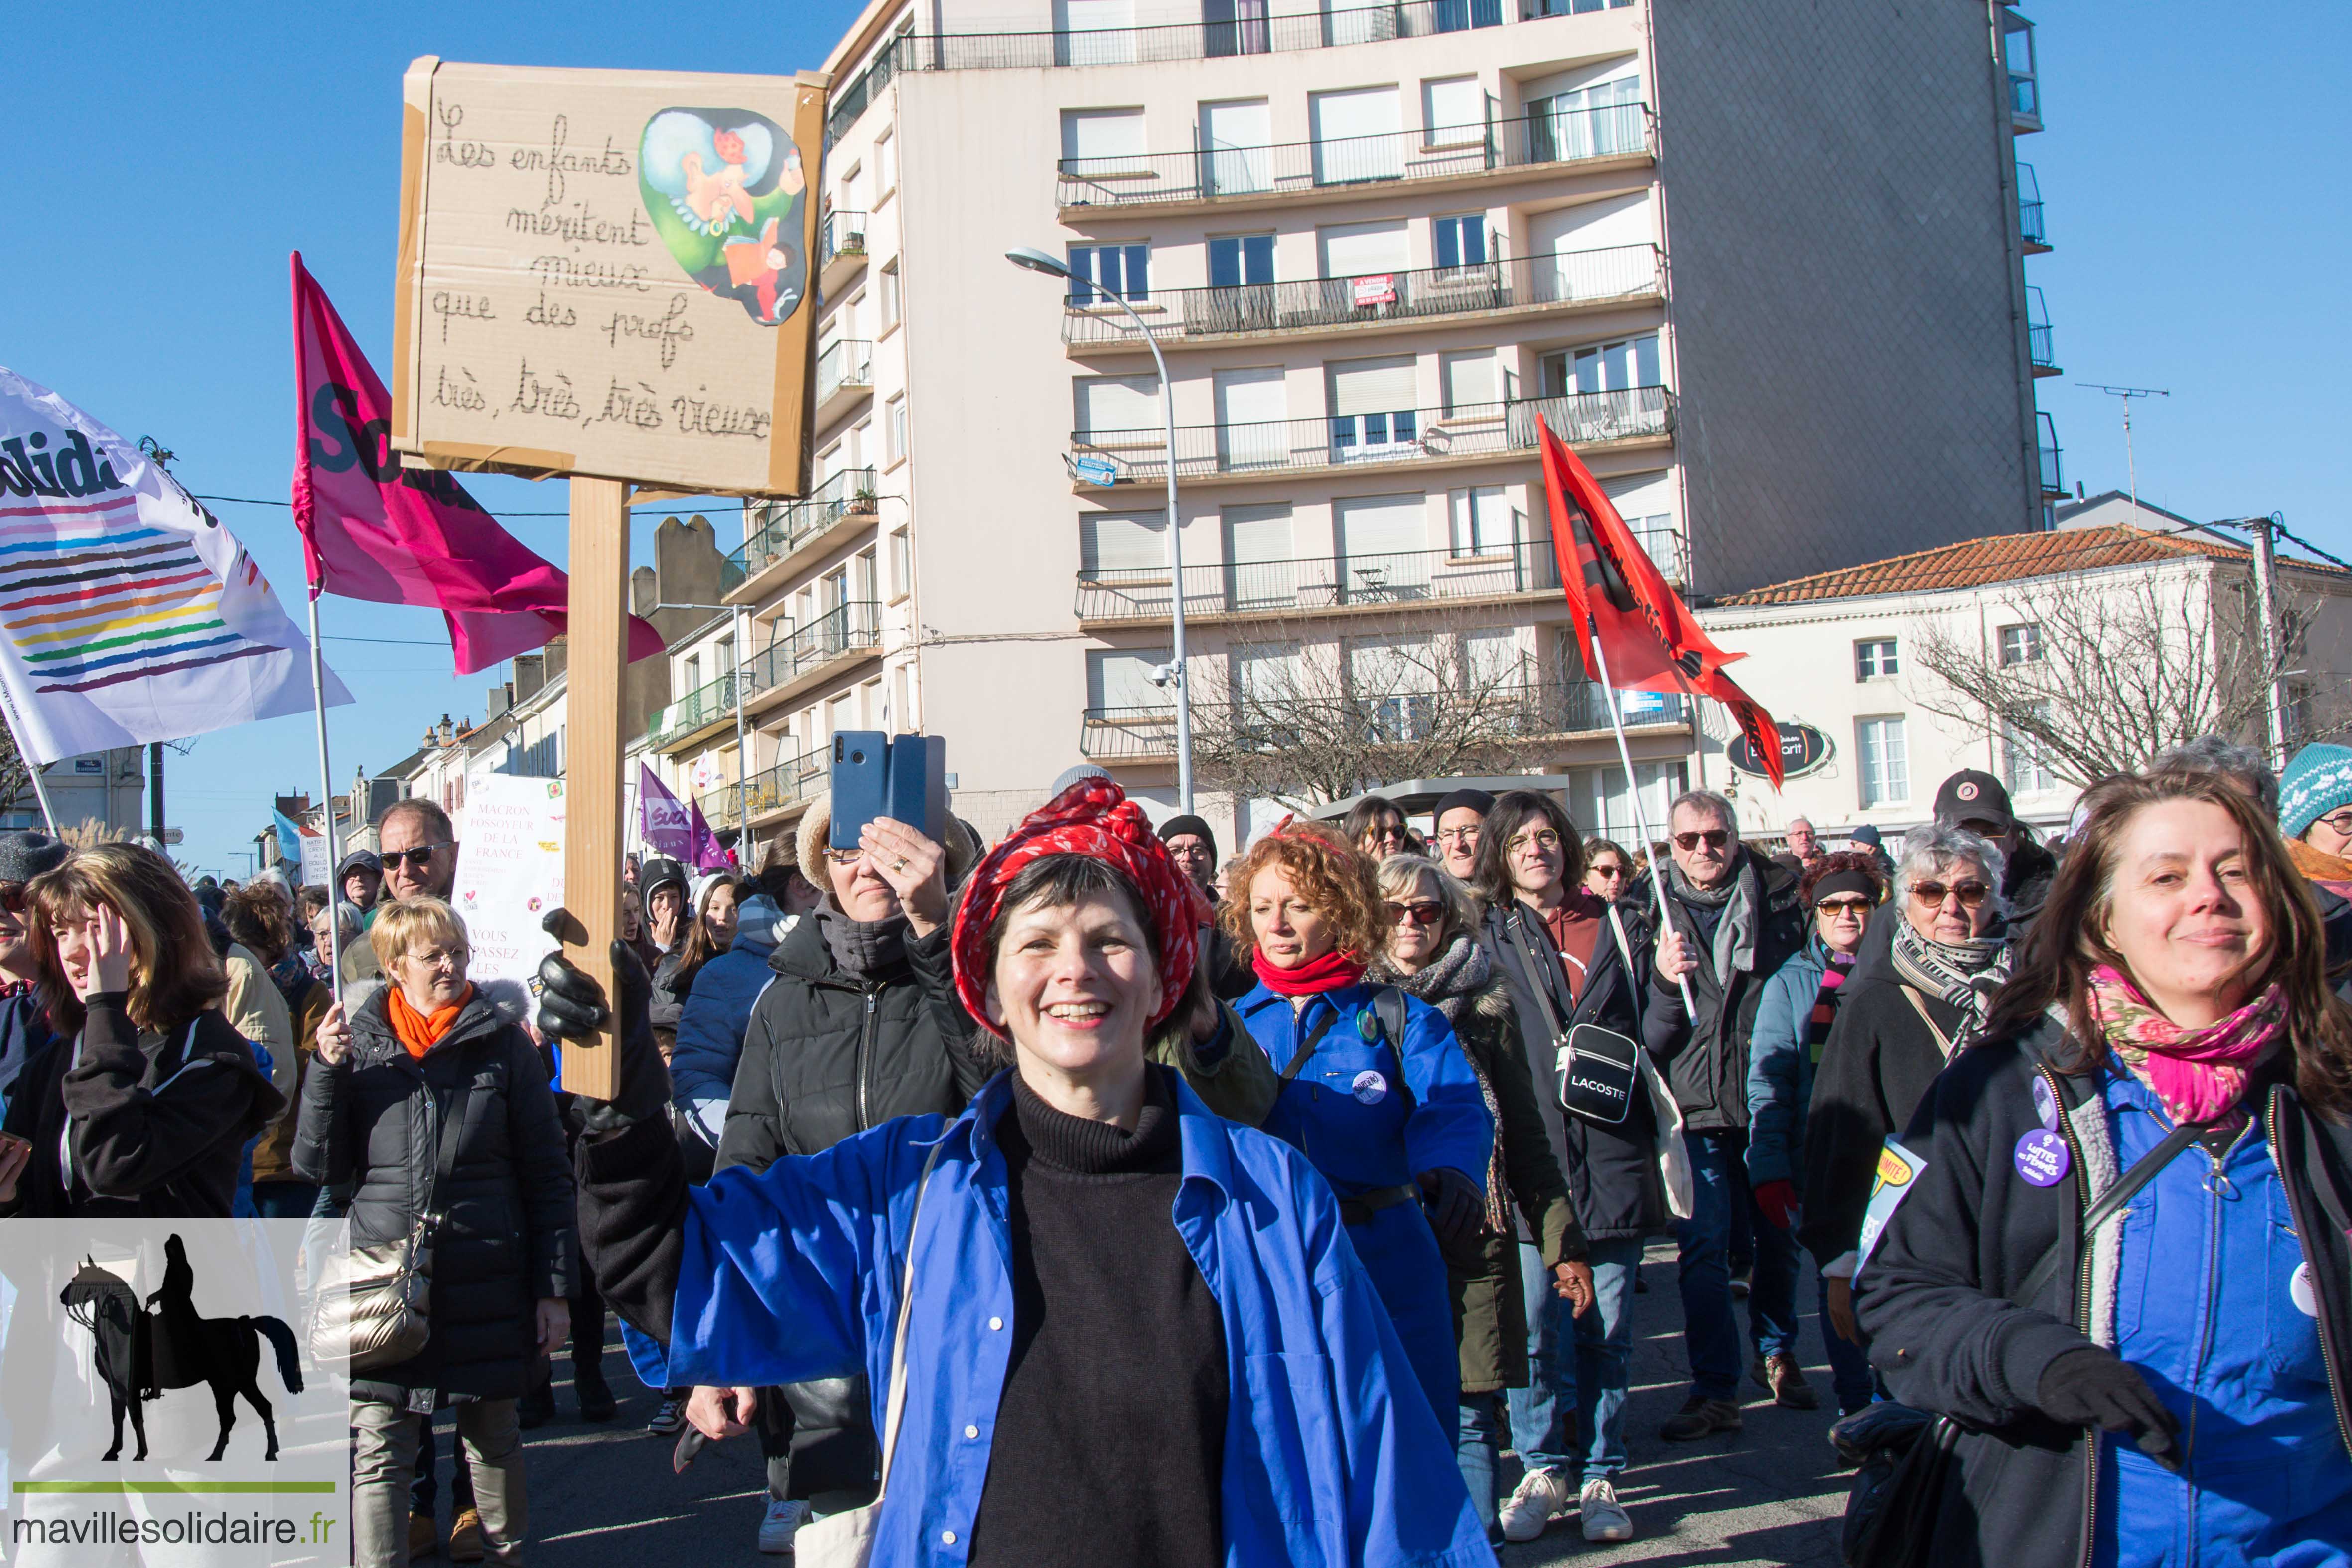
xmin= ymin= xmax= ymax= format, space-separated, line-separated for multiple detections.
xmin=638 ymin=763 xmax=692 ymax=862
xmin=687 ymin=795 xmax=740 ymax=871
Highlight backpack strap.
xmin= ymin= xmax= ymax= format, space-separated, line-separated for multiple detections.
xmin=1372 ymin=987 xmax=1410 ymax=1056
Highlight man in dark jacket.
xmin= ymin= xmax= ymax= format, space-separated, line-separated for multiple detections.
xmin=1156 ymin=814 xmax=1253 ymax=1000
xmin=1640 ymin=790 xmax=1807 ymax=1437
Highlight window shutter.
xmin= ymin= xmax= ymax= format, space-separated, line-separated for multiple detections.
xmin=1062 ymin=108 xmax=1146 ymax=167
xmin=1317 ymin=221 xmax=1410 ymax=277
xmin=1336 ymin=493 xmax=1427 ymax=560
xmin=1222 ymin=504 xmax=1293 ymax=564
xmin=1328 ymin=357 xmax=1417 ymax=416
xmin=1080 ymin=513 xmax=1166 ymax=575
xmin=1076 ymin=375 xmax=1161 ymax=434
xmin=1088 ymin=647 xmax=1174 ymax=710
xmin=1421 ymin=75 xmax=1483 ymax=137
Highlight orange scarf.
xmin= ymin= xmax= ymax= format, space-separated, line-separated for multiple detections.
xmin=386 ymin=983 xmax=473 ymax=1060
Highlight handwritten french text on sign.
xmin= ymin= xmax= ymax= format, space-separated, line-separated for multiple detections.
xmin=454 ymin=773 xmax=567 ymax=995
xmin=1352 ymin=275 xmax=1396 ymax=307
xmin=300 ymin=831 xmax=333 ymax=890
xmin=392 ymin=59 xmax=828 ymax=496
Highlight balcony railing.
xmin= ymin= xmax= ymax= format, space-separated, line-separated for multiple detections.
xmin=729 ymin=468 xmax=880 ymax=581
xmin=648 ymin=672 xmax=742 ymax=748
xmin=1065 ymin=247 xmax=1660 ymax=348
xmin=816 ymin=339 xmax=875 ymax=406
xmin=820 ymin=211 xmax=869 ymax=270
xmin=744 ymin=599 xmax=883 ymax=694
xmin=713 ymin=752 xmax=823 ymax=826
xmin=1076 ymin=680 xmax=1689 ymax=759
xmin=1072 ymin=387 xmax=1672 ymax=486
xmin=1077 ymin=538 xmax=1559 ymax=622
xmin=2019 ymin=196 xmax=2046 ymax=249
xmin=1057 ymin=104 xmax=1652 ymax=210
xmin=2025 ymin=286 xmax=2056 ymax=372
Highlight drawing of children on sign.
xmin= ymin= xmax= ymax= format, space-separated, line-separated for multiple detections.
xmin=639 ymin=107 xmax=807 ymax=326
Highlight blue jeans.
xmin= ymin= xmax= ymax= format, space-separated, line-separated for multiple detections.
xmin=1506 ymin=1236 xmax=1641 ymax=1479
xmin=1677 ymin=1130 xmax=1744 ymax=1400
xmin=1456 ymin=1393 xmax=1504 ymax=1531
xmin=1750 ymin=1210 xmax=1803 ymax=1359
xmin=1819 ymin=1273 xmax=1877 ymax=1415
xmin=250 ymin=1181 xmax=320 ymax=1219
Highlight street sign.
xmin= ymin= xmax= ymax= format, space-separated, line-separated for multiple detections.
xmin=160 ymin=827 xmax=184 ymax=845
xmin=1728 ymin=721 xmax=1832 ymax=781
xmin=1069 ymin=453 xmax=1119 ymax=487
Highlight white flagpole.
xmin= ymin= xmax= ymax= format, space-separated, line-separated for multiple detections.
xmin=1584 ymin=609 xmax=1696 ymax=1015
xmin=305 ymin=591 xmax=346 ymax=994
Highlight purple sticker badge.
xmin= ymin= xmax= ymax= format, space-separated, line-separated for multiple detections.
xmin=2032 ymin=1076 xmax=2060 ymax=1131
xmin=2015 ymin=1129 xmax=2071 ymax=1187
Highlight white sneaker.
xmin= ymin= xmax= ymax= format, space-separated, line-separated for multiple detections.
xmin=646 ymin=1395 xmax=687 ymax=1436
xmin=757 ymin=1498 xmax=813 ymax=1555
xmin=1497 ymin=1466 xmax=1571 ymax=1543
xmin=1580 ymin=1476 xmax=1634 ymax=1543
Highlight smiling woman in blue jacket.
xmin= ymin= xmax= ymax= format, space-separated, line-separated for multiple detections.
xmin=1858 ymin=771 xmax=2352 ymax=1568
xmin=545 ymin=781 xmax=1493 ymax=1568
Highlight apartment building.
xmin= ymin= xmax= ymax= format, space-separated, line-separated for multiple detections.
xmin=648 ymin=0 xmax=2056 ymax=855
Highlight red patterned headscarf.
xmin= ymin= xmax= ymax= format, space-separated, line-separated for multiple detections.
xmin=952 ymin=778 xmax=1206 ymax=1040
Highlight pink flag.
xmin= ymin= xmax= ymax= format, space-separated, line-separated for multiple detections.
xmin=686 ymin=795 xmax=739 ymax=871
xmin=289 ymin=253 xmax=665 ymax=675
xmin=637 ymin=762 xmax=693 ymax=862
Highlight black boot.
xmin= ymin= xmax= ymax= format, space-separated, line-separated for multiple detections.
xmin=576 ymin=1359 xmax=617 ymax=1423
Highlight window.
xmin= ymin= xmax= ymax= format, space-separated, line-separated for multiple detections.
xmin=1328 ymin=356 xmax=1418 ymax=460
xmin=860 ymin=678 xmax=882 ymax=726
xmin=1857 ymin=716 xmax=1910 ymax=807
xmin=880 ymin=261 xmax=901 ymax=329
xmin=1525 ymin=0 xmax=1633 ymax=13
xmin=684 ymin=654 xmax=701 ymax=692
xmin=892 ymin=664 xmax=912 ymax=731
xmin=1199 ymin=98 xmax=1271 ymax=194
xmin=1088 ymin=646 xmax=1174 ymax=711
xmin=1440 ymin=351 xmax=1496 ymax=414
xmin=1855 ymin=638 xmax=1899 ymax=680
xmin=1203 ymin=0 xmax=1271 ymax=57
xmin=1542 ymin=333 xmax=1660 ymax=396
xmin=1317 ymin=220 xmax=1408 ymax=279
xmin=1213 ymin=367 xmax=1286 ymax=469
xmin=1998 ymin=623 xmax=2043 ymax=665
xmin=1077 ymin=374 xmax=1161 ymax=436
xmin=2002 ymin=708 xmax=2059 ymax=795
xmin=1421 ymin=76 xmax=1483 ymax=141
xmin=1434 ymin=214 xmax=1488 ymax=270
xmin=1529 ymin=73 xmax=1644 ymax=161
xmin=829 ymin=693 xmax=856 ymax=737
xmin=838 ymin=163 xmax=863 ymax=215
xmin=1448 ymin=486 xmax=1511 ymax=556
xmin=855 ymin=548 xmax=877 ymax=606
xmin=1080 ymin=512 xmax=1168 ymax=576
xmin=889 ymin=527 xmax=912 ymax=598
xmin=1068 ymin=243 xmax=1149 ymax=305
xmin=1060 ymin=107 xmax=1146 ymax=174
xmin=1336 ymin=494 xmax=1430 ymax=596
xmin=886 ymin=395 xmax=908 ymax=463
xmin=1309 ymin=86 xmax=1402 ymax=185
xmin=873 ymin=130 xmax=895 ymax=196
xmin=1208 ymin=234 xmax=1274 ymax=288
xmin=847 ymin=420 xmax=869 ymax=472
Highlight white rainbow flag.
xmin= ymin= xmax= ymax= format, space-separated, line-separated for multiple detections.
xmin=0 ymin=368 xmax=348 ymax=763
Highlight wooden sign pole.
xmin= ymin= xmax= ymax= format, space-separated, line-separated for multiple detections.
xmin=561 ymin=476 xmax=629 ymax=1098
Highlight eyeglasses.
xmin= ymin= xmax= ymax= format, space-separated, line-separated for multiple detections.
xmin=1505 ymin=829 xmax=1563 ymax=855
xmin=0 ymin=886 xmax=23 ymax=916
xmin=1816 ymin=897 xmax=1873 ymax=916
xmin=383 ymin=843 xmax=452 ymax=871
xmin=1909 ymin=880 xmax=1990 ymax=910
xmin=1435 ymin=827 xmax=1480 ymax=845
xmin=2317 ymin=809 xmax=2352 ymax=836
xmin=1590 ymin=864 xmax=1629 ymax=881
xmin=1673 ymin=830 xmax=1731 ymax=852
xmin=1384 ymin=900 xmax=1445 ymax=927
xmin=824 ymin=849 xmax=863 ymax=867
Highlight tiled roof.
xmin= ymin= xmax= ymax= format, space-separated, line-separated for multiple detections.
xmin=1712 ymin=525 xmax=2332 ymax=607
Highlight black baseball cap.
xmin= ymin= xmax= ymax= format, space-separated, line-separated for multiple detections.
xmin=1933 ymin=770 xmax=2014 ymax=835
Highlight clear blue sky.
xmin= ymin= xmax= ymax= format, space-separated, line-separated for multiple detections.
xmin=1 ymin=0 xmax=2344 ymax=875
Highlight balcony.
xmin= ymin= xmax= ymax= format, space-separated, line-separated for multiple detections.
xmin=2004 ymin=12 xmax=2041 ymax=132
xmin=2016 ymin=163 xmax=2049 ymax=254
xmin=647 ymin=671 xmax=743 ymax=751
xmin=741 ymin=599 xmax=884 ymax=716
xmin=1070 ymin=387 xmax=1672 ymax=489
xmin=727 ymin=468 xmax=880 ymax=602
xmin=819 ymin=210 xmax=869 ymax=295
xmin=1076 ymin=680 xmax=1689 ymax=760
xmin=1057 ymin=104 xmax=1653 ymax=217
xmin=712 ymin=751 xmax=825 ymax=829
xmin=2025 ymin=285 xmax=2059 ymax=377
xmin=815 ymin=339 xmax=875 ymax=426
xmin=1077 ymin=537 xmax=1560 ymax=624
xmin=2037 ymin=411 xmax=2064 ymax=499
xmin=1066 ymin=247 xmax=1661 ymax=352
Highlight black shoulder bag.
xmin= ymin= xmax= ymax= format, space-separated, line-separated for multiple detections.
xmin=1505 ymin=915 xmax=1638 ymax=1126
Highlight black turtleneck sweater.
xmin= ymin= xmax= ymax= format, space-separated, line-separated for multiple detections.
xmin=966 ymin=1066 xmax=1227 ymax=1568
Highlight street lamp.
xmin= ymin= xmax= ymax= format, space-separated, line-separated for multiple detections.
xmin=654 ymin=599 xmax=756 ymax=827
xmin=1007 ymin=244 xmax=1194 ymax=813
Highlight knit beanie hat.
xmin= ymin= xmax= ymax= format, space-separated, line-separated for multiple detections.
xmin=2278 ymin=744 xmax=2352 ymax=838
xmin=1156 ymin=813 xmax=1217 ymax=860
xmin=0 ymin=831 xmax=67 ymax=887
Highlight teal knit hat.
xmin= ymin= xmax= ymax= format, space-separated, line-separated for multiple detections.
xmin=2277 ymin=743 xmax=2352 ymax=838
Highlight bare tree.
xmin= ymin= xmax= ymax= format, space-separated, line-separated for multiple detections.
xmin=1186 ymin=620 xmax=1577 ymax=810
xmin=0 ymin=724 xmax=31 ymax=826
xmin=1906 ymin=562 xmax=2310 ymax=787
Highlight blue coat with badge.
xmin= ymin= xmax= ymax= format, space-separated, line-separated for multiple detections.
xmin=1234 ymin=980 xmax=1494 ymax=1426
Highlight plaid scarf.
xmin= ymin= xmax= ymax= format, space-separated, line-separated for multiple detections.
xmin=1889 ymin=916 xmax=2011 ymax=1049
xmin=2087 ymin=965 xmax=2285 ymax=1126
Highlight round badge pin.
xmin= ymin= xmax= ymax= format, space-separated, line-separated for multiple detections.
xmin=1351 ymin=1069 xmax=1387 ymax=1105
xmin=2293 ymin=1261 xmax=2321 ymax=1318
xmin=2014 ymin=1129 xmax=2070 ymax=1187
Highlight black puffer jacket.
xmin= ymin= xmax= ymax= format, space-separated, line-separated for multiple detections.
xmin=648 ymin=945 xmax=691 ymax=1057
xmin=1479 ymin=897 xmax=1665 ymax=1243
xmin=1633 ymin=848 xmax=1807 ymax=1132
xmin=293 ymin=988 xmax=575 ymax=1409
xmin=716 ymin=907 xmax=986 ymax=1172
xmin=0 ymin=998 xmax=281 ymax=1219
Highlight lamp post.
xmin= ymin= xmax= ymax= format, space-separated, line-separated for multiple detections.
xmin=655 ymin=600 xmax=756 ymax=827
xmin=1007 ymin=245 xmax=1194 ymax=813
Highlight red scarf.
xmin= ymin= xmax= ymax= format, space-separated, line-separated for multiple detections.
xmin=1251 ymin=947 xmax=1367 ymax=996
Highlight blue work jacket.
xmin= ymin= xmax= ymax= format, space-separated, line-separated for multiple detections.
xmin=1233 ymin=981 xmax=1493 ymax=1195
xmin=1745 ymin=935 xmax=1833 ymax=1190
xmin=625 ymin=1069 xmax=1495 ymax=1568
xmin=2099 ymin=1067 xmax=2352 ymax=1567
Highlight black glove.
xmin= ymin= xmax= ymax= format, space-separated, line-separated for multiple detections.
xmin=2036 ymin=1347 xmax=2182 ymax=1469
xmin=536 ymin=914 xmax=666 ymax=1130
xmin=1419 ymin=1167 xmax=1487 ymax=1257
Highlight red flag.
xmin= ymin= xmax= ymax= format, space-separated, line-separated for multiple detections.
xmin=290 ymin=253 xmax=665 ymax=675
xmin=1538 ymin=417 xmax=1787 ymax=790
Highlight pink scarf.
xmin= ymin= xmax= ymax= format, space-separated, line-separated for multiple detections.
xmin=2085 ymin=964 xmax=2286 ymax=1125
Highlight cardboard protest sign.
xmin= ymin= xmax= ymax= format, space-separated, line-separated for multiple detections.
xmin=391 ymin=58 xmax=826 ymax=497
xmin=453 ymin=772 xmax=567 ymax=995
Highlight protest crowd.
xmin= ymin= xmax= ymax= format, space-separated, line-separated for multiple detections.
xmin=3 ymin=732 xmax=2352 ymax=1568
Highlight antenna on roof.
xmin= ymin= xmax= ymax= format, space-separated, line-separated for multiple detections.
xmin=2075 ymin=384 xmax=2170 ymax=526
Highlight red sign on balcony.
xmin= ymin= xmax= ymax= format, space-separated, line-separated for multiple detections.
xmin=1352 ymin=274 xmax=1396 ymax=307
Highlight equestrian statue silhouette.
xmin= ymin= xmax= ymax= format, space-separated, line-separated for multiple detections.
xmin=58 ymin=1233 xmax=304 ymax=1462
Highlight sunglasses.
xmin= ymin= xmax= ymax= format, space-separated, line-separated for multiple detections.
xmin=1910 ymin=880 xmax=1990 ymax=910
xmin=1816 ymin=897 xmax=1873 ymax=916
xmin=1590 ymin=864 xmax=1629 ymax=880
xmin=1384 ymin=900 xmax=1445 ymax=927
xmin=0 ymin=886 xmax=23 ymax=916
xmin=1673 ymin=830 xmax=1730 ymax=852
xmin=383 ymin=843 xmax=452 ymax=871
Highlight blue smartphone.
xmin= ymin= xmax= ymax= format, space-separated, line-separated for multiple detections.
xmin=831 ymin=732 xmax=946 ymax=849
